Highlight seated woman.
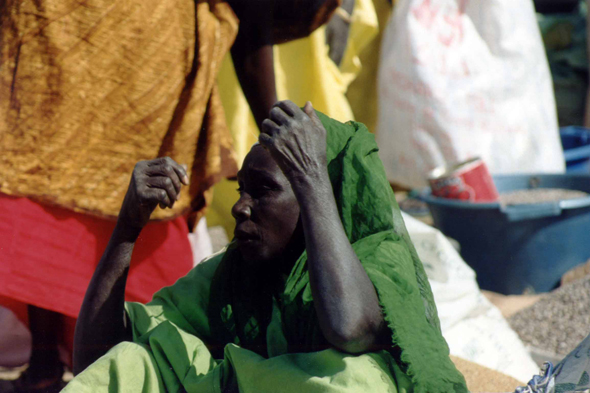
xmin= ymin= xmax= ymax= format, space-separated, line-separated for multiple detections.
xmin=67 ymin=101 xmax=467 ymax=392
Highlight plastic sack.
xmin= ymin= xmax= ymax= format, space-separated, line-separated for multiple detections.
xmin=377 ymin=0 xmax=565 ymax=188
xmin=402 ymin=212 xmax=539 ymax=382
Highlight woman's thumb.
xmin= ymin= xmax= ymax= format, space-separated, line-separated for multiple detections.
xmin=303 ymin=101 xmax=320 ymax=124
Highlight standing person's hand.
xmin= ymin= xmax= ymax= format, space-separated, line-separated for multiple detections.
xmin=259 ymin=100 xmax=328 ymax=187
xmin=118 ymin=157 xmax=189 ymax=230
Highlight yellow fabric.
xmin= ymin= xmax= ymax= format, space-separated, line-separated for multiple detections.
xmin=347 ymin=0 xmax=394 ymax=133
xmin=0 ymin=0 xmax=238 ymax=222
xmin=208 ymin=0 xmax=379 ymax=236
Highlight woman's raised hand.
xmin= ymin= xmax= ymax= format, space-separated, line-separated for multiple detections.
xmin=118 ymin=157 xmax=189 ymax=230
xmin=259 ymin=100 xmax=328 ymax=186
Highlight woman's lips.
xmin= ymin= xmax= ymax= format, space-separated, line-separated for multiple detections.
xmin=234 ymin=229 xmax=259 ymax=244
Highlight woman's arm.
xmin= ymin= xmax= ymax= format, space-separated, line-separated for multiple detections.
xmin=259 ymin=100 xmax=386 ymax=354
xmin=230 ymin=1 xmax=277 ymax=128
xmin=73 ymin=157 xmax=189 ymax=374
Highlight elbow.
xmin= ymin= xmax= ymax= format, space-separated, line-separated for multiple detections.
xmin=326 ymin=324 xmax=378 ymax=354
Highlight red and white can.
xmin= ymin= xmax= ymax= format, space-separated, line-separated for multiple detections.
xmin=428 ymin=158 xmax=499 ymax=202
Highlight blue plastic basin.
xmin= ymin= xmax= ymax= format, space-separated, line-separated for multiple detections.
xmin=420 ymin=174 xmax=590 ymax=294
xmin=561 ymin=126 xmax=590 ymax=173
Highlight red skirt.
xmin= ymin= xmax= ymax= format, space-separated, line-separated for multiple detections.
xmin=0 ymin=193 xmax=194 ymax=319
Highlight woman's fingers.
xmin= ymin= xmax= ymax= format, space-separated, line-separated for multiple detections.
xmin=261 ymin=118 xmax=280 ymax=136
xmin=269 ymin=105 xmax=291 ymax=126
xmin=141 ymin=157 xmax=190 ymax=209
xmin=173 ymin=161 xmax=190 ymax=186
xmin=303 ymin=101 xmax=321 ymax=126
xmin=138 ymin=187 xmax=170 ymax=209
xmin=147 ymin=157 xmax=189 ymax=186
xmin=146 ymin=166 xmax=181 ymax=195
xmin=258 ymin=132 xmax=275 ymax=149
xmin=274 ymin=100 xmax=299 ymax=117
xmin=146 ymin=176 xmax=178 ymax=207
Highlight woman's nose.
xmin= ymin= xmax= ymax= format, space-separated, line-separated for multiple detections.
xmin=231 ymin=194 xmax=252 ymax=221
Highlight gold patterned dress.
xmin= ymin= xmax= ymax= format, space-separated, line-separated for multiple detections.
xmin=0 ymin=0 xmax=239 ymax=352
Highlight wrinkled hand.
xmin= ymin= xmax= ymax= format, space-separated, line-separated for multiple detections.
xmin=118 ymin=157 xmax=189 ymax=230
xmin=259 ymin=100 xmax=328 ymax=186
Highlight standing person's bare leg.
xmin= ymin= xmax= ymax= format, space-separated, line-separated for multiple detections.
xmin=13 ymin=306 xmax=64 ymax=391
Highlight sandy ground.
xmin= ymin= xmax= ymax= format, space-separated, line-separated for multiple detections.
xmin=482 ymin=290 xmax=543 ymax=318
xmin=451 ymin=355 xmax=524 ymax=392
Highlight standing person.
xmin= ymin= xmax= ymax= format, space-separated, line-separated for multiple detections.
xmin=0 ymin=0 xmax=316 ymax=390
xmin=207 ymin=0 xmax=379 ymax=237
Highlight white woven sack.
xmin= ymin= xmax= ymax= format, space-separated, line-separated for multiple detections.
xmin=402 ymin=212 xmax=539 ymax=382
xmin=377 ymin=0 xmax=565 ymax=188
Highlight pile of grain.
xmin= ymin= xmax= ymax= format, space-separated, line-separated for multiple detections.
xmin=499 ymin=188 xmax=588 ymax=206
xmin=450 ymin=355 xmax=524 ymax=393
xmin=508 ymin=277 xmax=590 ymax=357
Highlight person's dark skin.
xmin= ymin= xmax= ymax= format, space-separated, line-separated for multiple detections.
xmin=73 ymin=157 xmax=189 ymax=374
xmin=325 ymin=0 xmax=355 ymax=66
xmin=11 ymin=306 xmax=65 ymax=390
xmin=228 ymin=0 xmax=277 ymax=128
xmin=232 ymin=146 xmax=304 ymax=274
xmin=259 ymin=100 xmax=387 ymax=353
xmin=74 ymin=100 xmax=387 ymax=375
xmin=235 ymin=142 xmax=386 ymax=353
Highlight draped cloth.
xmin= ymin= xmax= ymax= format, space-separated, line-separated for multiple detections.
xmin=64 ymin=113 xmax=467 ymax=392
xmin=0 ymin=0 xmax=239 ymax=224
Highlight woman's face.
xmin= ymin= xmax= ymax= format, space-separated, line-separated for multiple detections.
xmin=232 ymin=145 xmax=302 ymax=266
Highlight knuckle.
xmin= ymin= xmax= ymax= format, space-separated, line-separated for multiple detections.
xmin=138 ymin=192 xmax=150 ymax=203
xmin=134 ymin=160 xmax=146 ymax=171
xmin=163 ymin=177 xmax=173 ymax=187
xmin=163 ymin=165 xmax=174 ymax=176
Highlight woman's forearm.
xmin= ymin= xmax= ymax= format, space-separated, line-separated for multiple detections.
xmin=73 ymin=157 xmax=188 ymax=374
xmin=293 ymin=171 xmax=385 ymax=354
xmin=72 ymin=221 xmax=138 ymax=375
xmin=258 ymin=101 xmax=385 ymax=352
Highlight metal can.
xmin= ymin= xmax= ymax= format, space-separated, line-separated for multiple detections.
xmin=428 ymin=158 xmax=499 ymax=202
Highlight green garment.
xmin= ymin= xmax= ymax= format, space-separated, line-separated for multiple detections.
xmin=64 ymin=113 xmax=467 ymax=393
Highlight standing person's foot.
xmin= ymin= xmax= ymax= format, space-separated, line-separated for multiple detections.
xmin=11 ymin=363 xmax=66 ymax=393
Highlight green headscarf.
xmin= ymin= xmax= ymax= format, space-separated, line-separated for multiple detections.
xmin=208 ymin=112 xmax=467 ymax=393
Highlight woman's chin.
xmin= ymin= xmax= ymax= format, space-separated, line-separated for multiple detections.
xmin=237 ymin=244 xmax=279 ymax=266
xmin=237 ymin=242 xmax=262 ymax=263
